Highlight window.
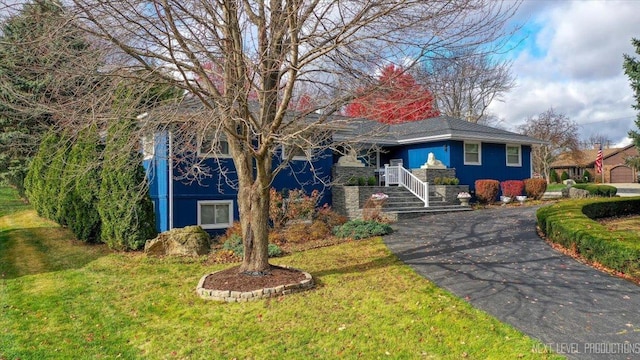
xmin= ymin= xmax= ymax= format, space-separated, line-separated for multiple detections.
xmin=464 ymin=142 xmax=481 ymax=165
xmin=506 ymin=144 xmax=521 ymax=167
xmin=197 ymin=200 xmax=233 ymax=229
xmin=198 ymin=131 xmax=231 ymax=158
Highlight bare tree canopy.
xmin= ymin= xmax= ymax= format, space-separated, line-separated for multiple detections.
xmin=415 ymin=47 xmax=515 ymax=124
xmin=518 ymin=108 xmax=580 ymax=183
xmin=580 ymin=134 xmax=613 ymax=150
xmin=1 ymin=0 xmax=521 ymax=273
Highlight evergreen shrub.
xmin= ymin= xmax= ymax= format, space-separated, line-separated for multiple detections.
xmin=333 ymin=219 xmax=392 ymax=240
xmin=537 ymin=198 xmax=640 ymax=278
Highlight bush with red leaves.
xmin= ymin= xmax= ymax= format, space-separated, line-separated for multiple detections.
xmin=474 ymin=179 xmax=500 ymax=204
xmin=500 ymin=180 xmax=525 ymax=198
xmin=524 ymin=178 xmax=547 ymax=200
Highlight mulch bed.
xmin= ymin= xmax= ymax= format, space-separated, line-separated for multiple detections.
xmin=201 ymin=265 xmax=307 ymax=292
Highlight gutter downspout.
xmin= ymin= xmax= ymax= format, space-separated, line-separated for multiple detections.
xmin=168 ymin=131 xmax=174 ymax=230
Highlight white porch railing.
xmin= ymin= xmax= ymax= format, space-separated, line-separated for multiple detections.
xmin=384 ymin=164 xmax=429 ymax=207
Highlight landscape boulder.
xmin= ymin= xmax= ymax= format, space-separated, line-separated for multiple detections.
xmin=569 ymin=187 xmax=590 ymax=199
xmin=563 ymin=179 xmax=576 ymax=187
xmin=145 ymin=226 xmax=211 ymax=256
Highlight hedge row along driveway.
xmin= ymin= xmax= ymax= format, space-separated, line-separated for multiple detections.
xmin=537 ymin=197 xmax=640 ymax=279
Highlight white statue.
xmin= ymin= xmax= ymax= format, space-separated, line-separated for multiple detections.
xmin=420 ymin=152 xmax=446 ymax=169
xmin=337 ymin=149 xmax=364 ymax=167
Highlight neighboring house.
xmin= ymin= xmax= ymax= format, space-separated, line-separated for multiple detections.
xmin=551 ymin=144 xmax=639 ymax=183
xmin=144 ymin=113 xmax=543 ymax=234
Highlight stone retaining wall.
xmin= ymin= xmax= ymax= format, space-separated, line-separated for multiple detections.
xmin=332 ymin=185 xmax=390 ymax=219
xmin=411 ymin=168 xmax=457 ymax=183
xmin=433 ymin=185 xmax=470 ymax=203
xmin=332 ymin=166 xmax=377 ymax=185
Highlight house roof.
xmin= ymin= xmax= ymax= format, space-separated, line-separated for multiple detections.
xmin=334 ymin=115 xmax=545 ymax=146
xmin=156 ymin=96 xmax=544 ymax=146
xmin=551 ymin=144 xmax=636 ymax=168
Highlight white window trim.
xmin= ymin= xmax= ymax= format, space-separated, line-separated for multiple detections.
xmin=506 ymin=144 xmax=522 ymax=167
xmin=281 ymin=144 xmax=310 ymax=161
xmin=464 ymin=141 xmax=482 ymax=165
xmin=142 ymin=135 xmax=154 ymax=160
xmin=197 ymin=200 xmax=233 ymax=229
xmin=198 ymin=133 xmax=232 ymax=159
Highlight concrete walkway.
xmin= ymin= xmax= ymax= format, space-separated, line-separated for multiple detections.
xmin=384 ymin=206 xmax=640 ymax=360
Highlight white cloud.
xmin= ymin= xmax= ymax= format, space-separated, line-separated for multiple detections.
xmin=491 ymin=0 xmax=640 ymax=145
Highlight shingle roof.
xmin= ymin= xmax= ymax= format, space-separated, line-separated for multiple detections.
xmin=335 ymin=115 xmax=545 ymax=145
xmin=551 ymin=144 xmax=636 ymax=168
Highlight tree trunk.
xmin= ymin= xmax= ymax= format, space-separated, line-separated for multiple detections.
xmin=237 ymin=182 xmax=271 ymax=274
xmin=235 ymin=151 xmax=272 ymax=275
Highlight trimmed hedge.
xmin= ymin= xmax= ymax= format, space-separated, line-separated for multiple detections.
xmin=524 ymin=178 xmax=547 ymax=200
xmin=500 ymin=180 xmax=524 ymax=198
xmin=537 ymin=198 xmax=640 ymax=278
xmin=572 ymin=184 xmax=617 ymax=197
xmin=474 ymin=179 xmax=499 ymax=204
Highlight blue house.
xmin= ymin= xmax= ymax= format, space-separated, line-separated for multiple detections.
xmin=143 ymin=128 xmax=333 ymax=235
xmin=339 ymin=116 xmax=544 ymax=187
xmin=144 ymin=114 xmax=543 ymax=234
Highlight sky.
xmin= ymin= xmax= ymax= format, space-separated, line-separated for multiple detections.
xmin=488 ymin=0 xmax=640 ymax=147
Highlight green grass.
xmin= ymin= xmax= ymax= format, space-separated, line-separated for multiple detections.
xmin=0 ymin=187 xmax=561 ymax=359
xmin=545 ymin=183 xmax=566 ymax=192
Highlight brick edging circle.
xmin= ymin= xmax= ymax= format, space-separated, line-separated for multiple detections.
xmin=196 ymin=265 xmax=314 ymax=302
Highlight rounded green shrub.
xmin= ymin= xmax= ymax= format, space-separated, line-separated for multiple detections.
xmin=333 ymin=219 xmax=392 ymax=239
xmin=223 ymin=234 xmax=282 ymax=257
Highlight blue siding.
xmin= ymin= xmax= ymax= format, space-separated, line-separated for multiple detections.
xmin=379 ymin=141 xmax=450 ymax=168
xmin=449 ymin=141 xmax=532 ymax=191
xmin=144 ymin=132 xmax=170 ymax=233
xmin=272 ymin=147 xmax=334 ymax=207
xmin=153 ymin=141 xmax=333 ymax=236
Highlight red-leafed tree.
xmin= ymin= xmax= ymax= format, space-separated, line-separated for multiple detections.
xmin=345 ymin=65 xmax=439 ymax=123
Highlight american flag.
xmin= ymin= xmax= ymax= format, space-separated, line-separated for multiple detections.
xmin=595 ymin=145 xmax=603 ymax=174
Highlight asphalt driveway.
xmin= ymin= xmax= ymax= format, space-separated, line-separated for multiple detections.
xmin=384 ymin=206 xmax=640 ymax=360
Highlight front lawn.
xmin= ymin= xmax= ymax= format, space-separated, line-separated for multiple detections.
xmin=545 ymin=183 xmax=566 ymax=192
xmin=0 ymin=187 xmax=560 ymax=359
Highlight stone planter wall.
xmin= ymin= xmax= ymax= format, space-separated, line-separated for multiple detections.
xmin=433 ymin=185 xmax=470 ymax=204
xmin=332 ymin=166 xmax=376 ymax=185
xmin=332 ymin=185 xmax=388 ymax=219
xmin=411 ymin=168 xmax=457 ymax=183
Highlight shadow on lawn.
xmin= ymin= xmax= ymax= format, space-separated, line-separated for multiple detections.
xmin=0 ymin=225 xmax=111 ymax=280
xmin=311 ymin=253 xmax=397 ymax=286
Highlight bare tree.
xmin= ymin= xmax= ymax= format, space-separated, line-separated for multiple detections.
xmin=580 ymin=134 xmax=612 ymax=150
xmin=2 ymin=0 xmax=521 ymax=274
xmin=415 ymin=47 xmax=514 ymax=123
xmin=519 ymin=108 xmax=581 ymax=183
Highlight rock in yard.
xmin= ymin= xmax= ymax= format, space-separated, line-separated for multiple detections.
xmin=145 ymin=225 xmax=211 ymax=256
xmin=569 ymin=187 xmax=590 ymax=199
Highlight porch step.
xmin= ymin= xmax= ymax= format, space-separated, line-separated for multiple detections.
xmin=381 ymin=205 xmax=472 ymax=220
xmin=378 ymin=186 xmax=445 ymax=207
